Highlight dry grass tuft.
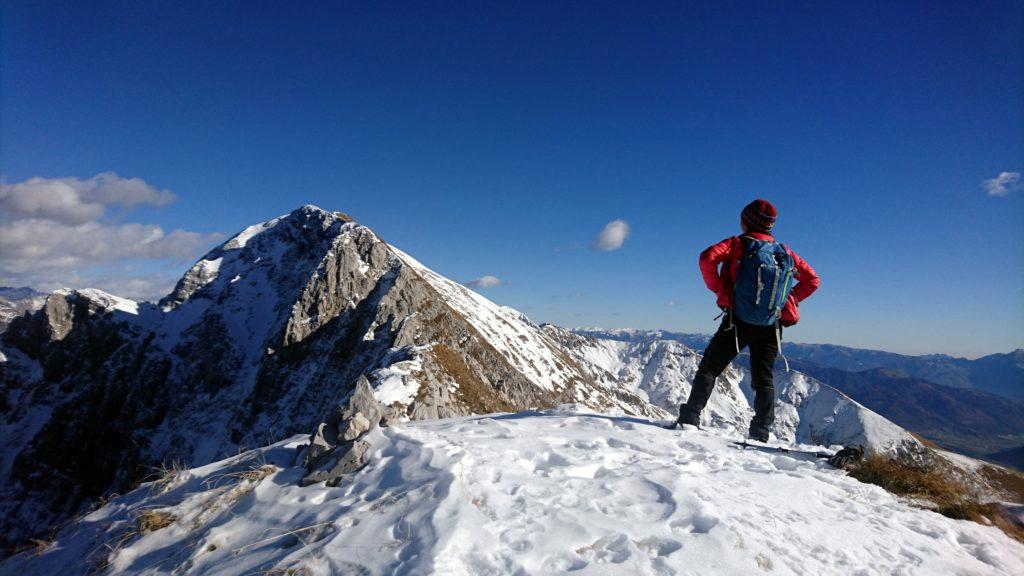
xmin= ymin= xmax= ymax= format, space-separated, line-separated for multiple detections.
xmin=849 ymin=455 xmax=965 ymax=508
xmin=203 ymin=451 xmax=278 ymax=488
xmin=85 ymin=508 xmax=189 ymax=574
xmin=231 ymin=464 xmax=278 ymax=483
xmin=978 ymin=503 xmax=1024 ymax=543
xmin=12 ymin=538 xmax=55 ymax=558
xmin=147 ymin=459 xmax=189 ymax=494
xmin=136 ymin=509 xmax=177 ymax=533
xmin=260 ymin=567 xmax=312 ymax=576
xmin=849 ymin=455 xmax=1024 ymax=543
xmin=978 ymin=464 xmax=1024 ymax=501
xmin=189 ymin=461 xmax=278 ymax=531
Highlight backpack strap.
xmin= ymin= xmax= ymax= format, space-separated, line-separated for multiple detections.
xmin=729 ymin=236 xmax=747 ymax=267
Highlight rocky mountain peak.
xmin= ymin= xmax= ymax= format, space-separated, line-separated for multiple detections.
xmin=160 ymin=205 xmax=367 ymax=311
xmin=0 ymin=206 xmax=661 ymax=550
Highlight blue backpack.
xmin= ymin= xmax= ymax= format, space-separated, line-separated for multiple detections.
xmin=732 ymin=237 xmax=795 ymax=326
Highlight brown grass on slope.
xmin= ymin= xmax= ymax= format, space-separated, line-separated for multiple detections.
xmin=848 ymin=455 xmax=1024 ymax=543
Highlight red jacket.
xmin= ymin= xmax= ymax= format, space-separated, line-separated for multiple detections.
xmin=699 ymin=232 xmax=820 ymax=326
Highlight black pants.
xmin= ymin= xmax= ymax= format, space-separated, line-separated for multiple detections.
xmin=679 ymin=311 xmax=780 ymax=436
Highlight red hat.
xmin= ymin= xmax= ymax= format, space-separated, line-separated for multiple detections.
xmin=742 ymin=199 xmax=777 ymax=232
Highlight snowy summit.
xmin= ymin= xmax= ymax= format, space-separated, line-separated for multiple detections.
xmin=3 ymin=408 xmax=1021 ymax=575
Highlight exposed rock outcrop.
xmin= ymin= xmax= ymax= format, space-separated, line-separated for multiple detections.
xmin=301 ymin=376 xmax=390 ymax=486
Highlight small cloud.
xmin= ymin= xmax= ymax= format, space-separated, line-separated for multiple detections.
xmin=591 ymin=219 xmax=631 ymax=251
xmin=666 ymin=299 xmax=679 ymax=307
xmin=983 ymin=171 xmax=1020 ymax=197
xmin=465 ymin=275 xmax=503 ymax=289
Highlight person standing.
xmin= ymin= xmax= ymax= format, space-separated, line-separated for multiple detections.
xmin=677 ymin=199 xmax=820 ymax=442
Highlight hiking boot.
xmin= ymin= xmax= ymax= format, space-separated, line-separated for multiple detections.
xmin=748 ymin=428 xmax=770 ymax=443
xmin=677 ymin=409 xmax=700 ymax=429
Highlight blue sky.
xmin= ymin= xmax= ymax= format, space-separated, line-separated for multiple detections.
xmin=1 ymin=1 xmax=1021 ymax=357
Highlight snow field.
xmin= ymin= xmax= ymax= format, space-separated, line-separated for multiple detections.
xmin=7 ymin=408 xmax=1021 ymax=576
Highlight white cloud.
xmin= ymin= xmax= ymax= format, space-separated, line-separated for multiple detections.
xmin=592 ymin=219 xmax=630 ymax=251
xmin=0 ymin=174 xmax=218 ymax=300
xmin=0 ymin=219 xmax=217 ymax=272
xmin=983 ymin=171 xmax=1020 ymax=197
xmin=1 ymin=172 xmax=176 ymax=224
xmin=465 ymin=275 xmax=503 ymax=289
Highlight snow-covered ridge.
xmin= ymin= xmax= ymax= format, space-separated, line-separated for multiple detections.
xmin=391 ymin=246 xmax=585 ymax=393
xmin=771 ymin=371 xmax=920 ymax=454
xmin=5 ymin=409 xmax=1021 ymax=575
xmin=553 ymin=327 xmax=923 ymax=456
xmin=55 ymin=287 xmax=140 ymax=315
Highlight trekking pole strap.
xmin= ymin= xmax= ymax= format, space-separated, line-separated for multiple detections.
xmin=731 ymin=310 xmax=740 ymax=354
xmin=776 ymin=321 xmax=789 ymax=372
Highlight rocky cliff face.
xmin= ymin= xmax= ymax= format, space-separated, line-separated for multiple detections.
xmin=0 ymin=206 xmax=660 ymax=551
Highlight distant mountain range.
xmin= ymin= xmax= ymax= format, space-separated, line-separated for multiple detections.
xmin=579 ymin=329 xmax=1024 ymax=469
xmin=779 ymin=343 xmax=1024 ymax=401
xmin=785 ymin=363 xmax=1024 ymax=468
xmin=577 ymin=329 xmax=1023 ymax=401
xmin=0 ymin=287 xmax=46 ymax=331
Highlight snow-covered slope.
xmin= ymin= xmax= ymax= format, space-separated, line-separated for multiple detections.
xmin=4 ymin=407 xmax=1021 ymax=576
xmin=551 ymin=327 xmax=922 ymax=457
xmin=770 ymin=370 xmax=919 ymax=454
xmin=547 ymin=328 xmax=752 ymax=434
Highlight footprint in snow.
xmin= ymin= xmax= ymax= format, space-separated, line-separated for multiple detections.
xmin=770 ymin=455 xmax=799 ymax=471
xmin=669 ymin=512 xmax=720 ymax=535
xmin=568 ymin=438 xmax=607 ymax=450
xmin=741 ymin=460 xmax=777 ymax=474
xmin=575 ymin=533 xmax=632 ymax=564
xmin=634 ymin=536 xmax=683 ymax=557
xmin=499 ymin=527 xmax=535 ymax=552
xmin=605 ymin=437 xmax=645 ymax=452
xmin=531 ymin=451 xmax=571 ymax=474
xmin=541 ymin=553 xmax=587 ymax=572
